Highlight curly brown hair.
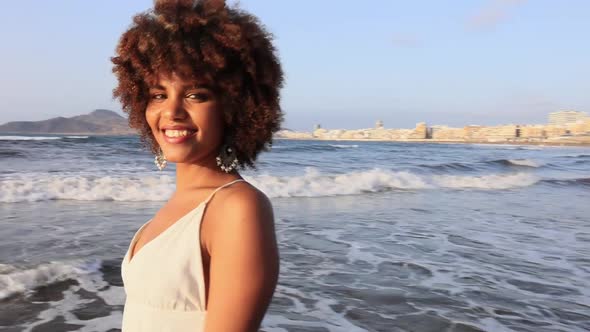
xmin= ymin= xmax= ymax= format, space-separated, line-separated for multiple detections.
xmin=111 ymin=0 xmax=284 ymax=170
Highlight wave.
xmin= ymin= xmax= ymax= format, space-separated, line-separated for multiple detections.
xmin=0 ymin=169 xmax=545 ymax=202
xmin=0 ymin=136 xmax=62 ymax=141
xmin=328 ymin=144 xmax=359 ymax=148
xmin=491 ymin=159 xmax=541 ymax=168
xmin=422 ymin=159 xmax=541 ymax=172
xmin=0 ymin=150 xmax=28 ymax=158
xmin=432 ymin=172 xmax=538 ymax=189
xmin=542 ymin=177 xmax=590 ymax=187
xmin=563 ymin=154 xmax=590 ymax=159
xmin=421 ymin=162 xmax=476 ymax=172
xmin=0 ymin=261 xmax=86 ymax=300
xmin=0 ymin=135 xmax=89 ymax=141
xmin=0 ymin=174 xmax=176 ymax=203
xmin=270 ymin=144 xmax=358 ymax=153
xmin=253 ymin=169 xmax=539 ymax=193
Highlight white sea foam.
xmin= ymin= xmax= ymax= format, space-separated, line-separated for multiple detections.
xmin=0 ymin=136 xmax=62 ymax=140
xmin=3 ymin=260 xmax=126 ymax=332
xmin=249 ymin=168 xmax=431 ymax=198
xmin=329 ymin=144 xmax=359 ymax=148
xmin=0 ymin=174 xmax=176 ymax=203
xmin=0 ymin=262 xmax=79 ymax=300
xmin=0 ymin=168 xmax=542 ymax=202
xmin=0 ymin=135 xmax=88 ymax=140
xmin=507 ymin=159 xmax=541 ymax=167
xmin=433 ymin=172 xmax=538 ymax=189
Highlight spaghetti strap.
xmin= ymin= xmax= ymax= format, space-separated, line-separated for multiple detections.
xmin=203 ymin=179 xmax=247 ymax=204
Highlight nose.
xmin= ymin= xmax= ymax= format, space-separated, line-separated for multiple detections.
xmin=162 ymin=95 xmax=188 ymax=120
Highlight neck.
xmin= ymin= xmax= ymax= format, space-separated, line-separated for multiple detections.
xmin=174 ymin=153 xmax=240 ymax=192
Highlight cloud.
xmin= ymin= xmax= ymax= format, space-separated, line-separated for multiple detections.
xmin=391 ymin=33 xmax=421 ymax=48
xmin=467 ymin=0 xmax=527 ymax=30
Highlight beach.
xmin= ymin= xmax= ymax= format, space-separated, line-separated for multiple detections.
xmin=1 ymin=135 xmax=589 ymax=331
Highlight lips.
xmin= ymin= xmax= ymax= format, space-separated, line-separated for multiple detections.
xmin=160 ymin=125 xmax=197 ymax=144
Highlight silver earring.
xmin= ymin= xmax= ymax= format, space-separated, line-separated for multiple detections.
xmin=216 ymin=141 xmax=238 ymax=173
xmin=154 ymin=147 xmax=167 ymax=171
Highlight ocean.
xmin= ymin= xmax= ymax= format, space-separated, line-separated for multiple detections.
xmin=0 ymin=135 xmax=589 ymax=332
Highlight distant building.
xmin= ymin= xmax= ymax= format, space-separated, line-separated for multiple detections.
xmin=375 ymin=120 xmax=383 ymax=129
xmin=548 ymin=110 xmax=588 ymax=126
xmin=314 ymin=124 xmax=321 ymax=130
xmin=430 ymin=125 xmax=450 ymax=133
xmin=410 ymin=122 xmax=428 ymax=139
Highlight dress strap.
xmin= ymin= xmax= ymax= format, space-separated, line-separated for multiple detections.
xmin=203 ymin=179 xmax=247 ymax=204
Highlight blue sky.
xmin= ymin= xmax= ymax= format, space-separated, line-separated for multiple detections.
xmin=1 ymin=0 xmax=588 ymax=131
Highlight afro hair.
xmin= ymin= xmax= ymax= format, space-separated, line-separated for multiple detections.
xmin=111 ymin=0 xmax=284 ymax=170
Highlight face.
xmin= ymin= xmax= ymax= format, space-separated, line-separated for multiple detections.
xmin=145 ymin=72 xmax=224 ymax=165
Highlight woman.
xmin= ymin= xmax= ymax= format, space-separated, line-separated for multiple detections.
xmin=111 ymin=0 xmax=283 ymax=331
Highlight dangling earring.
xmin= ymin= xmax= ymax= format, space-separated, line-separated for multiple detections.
xmin=216 ymin=140 xmax=239 ymax=173
xmin=154 ymin=147 xmax=167 ymax=171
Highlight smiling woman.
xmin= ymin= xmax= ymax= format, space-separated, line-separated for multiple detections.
xmin=110 ymin=0 xmax=284 ymax=331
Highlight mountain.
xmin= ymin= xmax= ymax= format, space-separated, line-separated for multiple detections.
xmin=0 ymin=110 xmax=136 ymax=135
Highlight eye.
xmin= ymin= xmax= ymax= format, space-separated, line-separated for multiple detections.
xmin=150 ymin=93 xmax=166 ymax=100
xmin=187 ymin=92 xmax=210 ymax=102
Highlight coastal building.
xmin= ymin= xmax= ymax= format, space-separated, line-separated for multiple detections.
xmin=568 ymin=119 xmax=590 ymax=135
xmin=284 ymin=111 xmax=590 ymax=144
xmin=548 ymin=110 xmax=588 ymax=126
xmin=409 ymin=122 xmax=428 ymax=139
xmin=431 ymin=125 xmax=464 ymax=140
xmin=520 ymin=125 xmax=546 ymax=138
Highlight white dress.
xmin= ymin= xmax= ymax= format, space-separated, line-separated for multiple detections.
xmin=120 ymin=179 xmax=247 ymax=331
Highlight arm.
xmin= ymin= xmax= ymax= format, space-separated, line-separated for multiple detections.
xmin=204 ymin=188 xmax=280 ymax=332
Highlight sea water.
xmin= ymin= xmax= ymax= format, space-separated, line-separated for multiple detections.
xmin=0 ymin=135 xmax=589 ymax=331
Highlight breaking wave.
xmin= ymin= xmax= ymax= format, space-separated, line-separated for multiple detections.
xmin=492 ymin=159 xmax=541 ymax=168
xmin=0 ymin=135 xmax=88 ymax=141
xmin=0 ymin=136 xmax=61 ymax=141
xmin=0 ymin=261 xmax=91 ymax=300
xmin=0 ymin=168 xmax=548 ymax=203
xmin=422 ymin=159 xmax=542 ymax=172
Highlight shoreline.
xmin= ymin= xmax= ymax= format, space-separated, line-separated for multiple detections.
xmin=0 ymin=132 xmax=136 ymax=136
xmin=274 ymin=137 xmax=590 ymax=147
xmin=2 ymin=132 xmax=589 ymax=147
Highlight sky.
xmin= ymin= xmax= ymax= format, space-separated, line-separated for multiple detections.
xmin=0 ymin=0 xmax=589 ymax=131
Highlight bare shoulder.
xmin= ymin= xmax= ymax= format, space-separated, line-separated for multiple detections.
xmin=203 ymin=180 xmax=276 ymax=253
xmin=218 ymin=180 xmax=273 ymax=214
xmin=208 ymin=180 xmax=273 ymax=222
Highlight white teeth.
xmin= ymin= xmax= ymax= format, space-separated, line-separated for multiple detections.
xmin=164 ymin=130 xmax=193 ymax=138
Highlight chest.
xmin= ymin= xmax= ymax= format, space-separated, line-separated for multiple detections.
xmin=122 ymin=211 xmax=210 ymax=311
xmin=130 ymin=199 xmax=215 ymax=261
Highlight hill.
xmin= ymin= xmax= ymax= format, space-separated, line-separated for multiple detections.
xmin=0 ymin=110 xmax=135 ymax=135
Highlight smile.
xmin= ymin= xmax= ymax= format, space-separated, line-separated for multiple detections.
xmin=164 ymin=129 xmax=195 ymax=138
xmin=162 ymin=129 xmax=197 ymax=144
